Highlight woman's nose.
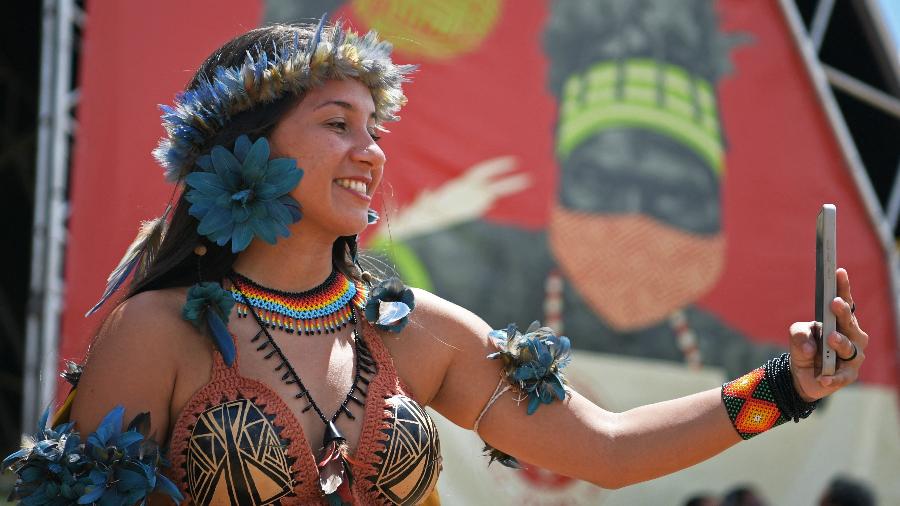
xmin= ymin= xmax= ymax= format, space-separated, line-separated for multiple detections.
xmin=352 ymin=140 xmax=386 ymax=168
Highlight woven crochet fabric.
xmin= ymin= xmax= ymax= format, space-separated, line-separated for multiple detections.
xmin=167 ymin=323 xmax=441 ymax=505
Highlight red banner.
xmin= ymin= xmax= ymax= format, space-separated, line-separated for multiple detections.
xmin=59 ymin=1 xmax=900 ymax=502
xmin=67 ymin=0 xmax=895 ymax=382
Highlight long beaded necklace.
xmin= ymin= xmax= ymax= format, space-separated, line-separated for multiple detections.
xmin=542 ymin=269 xmax=704 ymax=368
xmin=228 ymin=273 xmax=377 ymax=503
xmin=230 ymin=270 xmax=367 ymax=335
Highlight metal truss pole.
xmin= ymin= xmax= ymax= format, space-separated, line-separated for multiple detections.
xmin=23 ymin=0 xmax=79 ymax=433
xmin=778 ymin=0 xmax=900 ymax=366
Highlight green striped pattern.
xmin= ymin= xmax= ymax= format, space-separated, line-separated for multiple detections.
xmin=557 ymin=58 xmax=724 ymax=174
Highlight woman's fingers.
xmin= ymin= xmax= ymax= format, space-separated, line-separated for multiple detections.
xmin=831 ymin=295 xmax=856 ymax=332
xmin=827 ymin=331 xmax=857 ymax=361
xmin=816 ymin=330 xmax=864 ymax=390
xmin=789 ymin=322 xmax=817 ymax=364
xmin=790 ymin=269 xmax=867 ymax=397
xmin=836 ymin=268 xmax=853 ymax=306
xmin=819 ymin=361 xmax=860 ymax=388
xmin=832 ymin=268 xmax=869 ymax=350
xmin=830 ymin=297 xmax=869 ymax=350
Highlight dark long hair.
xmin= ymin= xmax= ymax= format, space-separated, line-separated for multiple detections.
xmin=129 ymin=23 xmax=363 ymax=297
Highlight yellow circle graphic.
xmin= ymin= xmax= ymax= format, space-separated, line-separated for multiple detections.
xmin=352 ymin=0 xmax=503 ymax=60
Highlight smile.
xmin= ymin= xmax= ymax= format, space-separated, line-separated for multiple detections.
xmin=335 ymin=178 xmax=370 ymax=200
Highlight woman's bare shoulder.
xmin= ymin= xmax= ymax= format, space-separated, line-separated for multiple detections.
xmin=71 ymin=287 xmax=209 ymax=436
xmin=406 ymin=288 xmax=493 ymax=343
xmin=85 ymin=288 xmax=202 ymax=361
xmin=377 ymin=288 xmax=494 ymax=404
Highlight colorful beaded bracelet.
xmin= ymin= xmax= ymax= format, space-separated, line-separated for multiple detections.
xmin=722 ymin=353 xmax=818 ymax=440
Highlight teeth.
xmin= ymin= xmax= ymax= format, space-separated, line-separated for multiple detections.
xmin=336 ymin=179 xmax=368 ymax=194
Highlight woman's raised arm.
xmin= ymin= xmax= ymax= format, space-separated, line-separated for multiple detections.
xmin=420 ymin=268 xmax=866 ymax=489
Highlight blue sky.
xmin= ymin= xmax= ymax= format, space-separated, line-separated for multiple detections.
xmin=878 ymin=0 xmax=900 ymax=52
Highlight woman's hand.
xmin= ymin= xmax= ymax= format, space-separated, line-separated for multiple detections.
xmin=788 ymin=268 xmax=869 ymax=401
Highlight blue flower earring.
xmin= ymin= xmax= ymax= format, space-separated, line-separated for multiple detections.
xmin=182 ymin=134 xmax=304 ymax=364
xmin=185 ymin=134 xmax=303 ymax=254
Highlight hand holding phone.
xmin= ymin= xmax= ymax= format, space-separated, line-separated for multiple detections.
xmin=814 ymin=204 xmax=837 ymax=376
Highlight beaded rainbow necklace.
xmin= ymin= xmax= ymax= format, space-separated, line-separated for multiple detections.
xmin=230 ymin=270 xmax=367 ymax=335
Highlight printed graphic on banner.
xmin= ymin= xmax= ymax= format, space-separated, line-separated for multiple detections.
xmin=371 ymin=0 xmax=779 ymax=379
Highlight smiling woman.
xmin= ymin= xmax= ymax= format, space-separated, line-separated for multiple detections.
xmin=2 ymin=14 xmax=871 ymax=506
xmin=262 ymin=80 xmax=385 ymax=246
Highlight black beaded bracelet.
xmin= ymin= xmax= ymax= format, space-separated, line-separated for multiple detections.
xmin=765 ymin=353 xmax=819 ymax=422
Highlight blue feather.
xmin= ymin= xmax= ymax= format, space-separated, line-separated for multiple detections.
xmin=550 ymin=374 xmax=566 ymax=400
xmin=207 ymin=310 xmax=235 ymax=366
xmin=310 ymin=13 xmax=328 ymax=56
xmin=87 ymin=405 xmax=124 ymax=448
xmin=37 ymin=406 xmax=49 ymax=432
xmin=331 ymin=20 xmax=345 ymax=58
xmin=85 ymin=208 xmax=170 ymax=316
xmin=78 ymin=485 xmax=105 ymax=504
xmin=113 ymin=431 xmax=144 ymax=448
xmin=256 ymin=51 xmax=268 ymax=80
xmin=116 ymin=469 xmax=149 ymax=490
xmin=2 ymin=448 xmax=29 ymax=469
xmin=526 ymin=395 xmax=541 ymax=415
xmin=84 ymin=252 xmax=138 ymax=317
xmin=155 ymin=474 xmax=184 ymax=503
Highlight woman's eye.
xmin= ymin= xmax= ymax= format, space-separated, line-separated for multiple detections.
xmin=327 ymin=120 xmax=380 ymax=141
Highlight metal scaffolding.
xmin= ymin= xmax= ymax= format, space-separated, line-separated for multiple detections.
xmin=779 ymin=0 xmax=900 ymax=356
xmin=22 ymin=0 xmax=82 ymax=432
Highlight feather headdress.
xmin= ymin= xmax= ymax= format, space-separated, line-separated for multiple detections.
xmin=153 ymin=16 xmax=416 ymax=182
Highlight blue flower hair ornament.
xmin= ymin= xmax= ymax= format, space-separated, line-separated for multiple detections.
xmin=2 ymin=406 xmax=183 ymax=505
xmin=182 ymin=282 xmax=236 ymax=366
xmin=364 ymin=277 xmax=415 ymax=333
xmin=185 ymin=135 xmax=302 ymax=254
xmin=487 ymin=321 xmax=572 ymax=416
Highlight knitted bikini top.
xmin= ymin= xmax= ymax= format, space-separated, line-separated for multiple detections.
xmin=166 ymin=322 xmax=442 ymax=505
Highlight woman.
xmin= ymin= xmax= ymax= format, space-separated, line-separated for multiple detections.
xmin=5 ymin=20 xmax=867 ymax=506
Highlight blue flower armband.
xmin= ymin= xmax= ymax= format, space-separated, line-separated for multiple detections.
xmin=3 ymin=406 xmax=183 ymax=505
xmin=474 ymin=321 xmax=572 ymax=468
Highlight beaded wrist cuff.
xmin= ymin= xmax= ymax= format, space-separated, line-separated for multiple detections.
xmin=721 ymin=353 xmax=818 ymax=440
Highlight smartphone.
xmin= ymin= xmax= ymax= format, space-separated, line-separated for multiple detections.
xmin=815 ymin=204 xmax=837 ymax=376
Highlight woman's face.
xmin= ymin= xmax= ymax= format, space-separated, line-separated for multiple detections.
xmin=269 ymin=79 xmax=385 ymax=239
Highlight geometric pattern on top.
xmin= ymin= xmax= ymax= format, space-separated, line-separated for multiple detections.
xmin=186 ymin=398 xmax=294 ymax=505
xmin=371 ymin=395 xmax=442 ymax=505
xmin=231 ymin=270 xmax=368 ymax=335
xmin=721 ymin=367 xmax=788 ymax=440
